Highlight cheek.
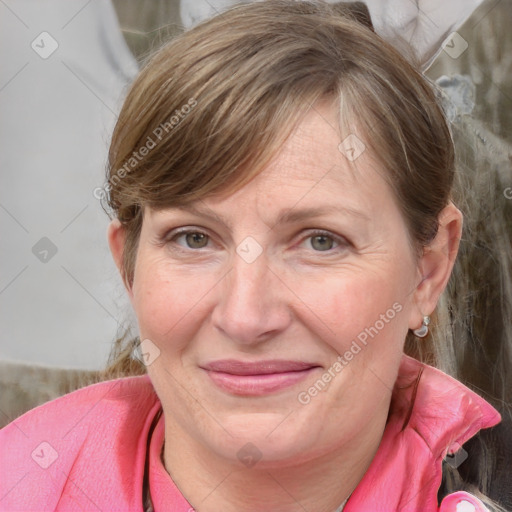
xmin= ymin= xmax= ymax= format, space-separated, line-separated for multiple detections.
xmin=291 ymin=270 xmax=411 ymax=425
xmin=292 ymin=266 xmax=409 ymax=359
xmin=131 ymin=255 xmax=218 ymax=345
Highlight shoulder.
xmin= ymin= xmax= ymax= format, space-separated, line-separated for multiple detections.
xmin=0 ymin=374 xmax=160 ymax=511
xmin=1 ymin=374 xmax=157 ymax=440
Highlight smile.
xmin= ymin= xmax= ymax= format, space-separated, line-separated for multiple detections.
xmin=200 ymin=360 xmax=321 ymax=396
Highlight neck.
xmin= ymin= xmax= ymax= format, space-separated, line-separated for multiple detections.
xmin=161 ymin=414 xmax=387 ymax=512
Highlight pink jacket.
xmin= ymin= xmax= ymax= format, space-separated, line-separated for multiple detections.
xmin=0 ymin=355 xmax=501 ymax=511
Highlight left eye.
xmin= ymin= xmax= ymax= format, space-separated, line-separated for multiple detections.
xmin=301 ymin=231 xmax=352 ymax=253
xmin=307 ymin=233 xmax=337 ymax=251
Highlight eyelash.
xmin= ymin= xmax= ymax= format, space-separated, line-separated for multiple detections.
xmin=164 ymin=228 xmax=350 ymax=253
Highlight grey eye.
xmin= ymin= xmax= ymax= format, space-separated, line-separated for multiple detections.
xmin=310 ymin=234 xmax=335 ymax=251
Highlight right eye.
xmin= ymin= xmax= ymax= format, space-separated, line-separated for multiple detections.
xmin=170 ymin=229 xmax=211 ymax=249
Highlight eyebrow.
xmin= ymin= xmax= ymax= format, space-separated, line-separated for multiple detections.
xmin=164 ymin=203 xmax=370 ymax=228
xmin=275 ymin=205 xmax=370 ymax=224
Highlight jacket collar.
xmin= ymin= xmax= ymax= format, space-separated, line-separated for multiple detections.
xmin=345 ymin=354 xmax=501 ymax=510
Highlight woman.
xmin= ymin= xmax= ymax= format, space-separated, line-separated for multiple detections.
xmin=0 ymin=1 xmax=509 ymax=510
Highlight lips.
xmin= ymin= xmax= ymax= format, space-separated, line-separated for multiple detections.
xmin=200 ymin=359 xmax=320 ymax=396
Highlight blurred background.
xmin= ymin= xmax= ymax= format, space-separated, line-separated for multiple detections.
xmin=0 ymin=0 xmax=510 ymax=425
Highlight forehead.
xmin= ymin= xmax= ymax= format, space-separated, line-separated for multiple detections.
xmin=227 ymin=102 xmax=389 ymax=208
xmin=146 ymin=100 xmax=395 ymax=226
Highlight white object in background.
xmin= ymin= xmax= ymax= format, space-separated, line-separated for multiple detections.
xmin=359 ymin=0 xmax=484 ymax=69
xmin=179 ymin=0 xmax=485 ymax=70
xmin=0 ymin=0 xmax=138 ymax=369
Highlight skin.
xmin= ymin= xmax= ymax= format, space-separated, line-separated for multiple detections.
xmin=108 ymin=100 xmax=462 ymax=512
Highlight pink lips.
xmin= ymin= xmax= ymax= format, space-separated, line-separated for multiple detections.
xmin=201 ymin=360 xmax=320 ymax=396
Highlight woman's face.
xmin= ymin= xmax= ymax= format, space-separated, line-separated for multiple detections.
xmin=121 ymin=101 xmax=425 ymax=467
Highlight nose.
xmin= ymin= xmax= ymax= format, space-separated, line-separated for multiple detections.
xmin=211 ymin=253 xmax=292 ymax=346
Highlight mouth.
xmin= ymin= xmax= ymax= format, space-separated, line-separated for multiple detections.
xmin=200 ymin=360 xmax=321 ymax=396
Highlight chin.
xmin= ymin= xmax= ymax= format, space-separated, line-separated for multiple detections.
xmin=201 ymin=412 xmax=323 ymax=468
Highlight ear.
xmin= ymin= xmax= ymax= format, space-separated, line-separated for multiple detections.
xmin=107 ymin=218 xmax=134 ymax=300
xmin=408 ymin=202 xmax=463 ymax=330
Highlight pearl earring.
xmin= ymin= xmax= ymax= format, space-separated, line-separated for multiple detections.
xmin=413 ymin=315 xmax=430 ymax=338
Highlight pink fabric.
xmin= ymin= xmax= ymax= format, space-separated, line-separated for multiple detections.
xmin=148 ymin=414 xmax=194 ymax=511
xmin=343 ymin=356 xmax=500 ymax=511
xmin=0 ymin=355 xmax=501 ymax=511
xmin=438 ymin=492 xmax=490 ymax=512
